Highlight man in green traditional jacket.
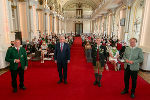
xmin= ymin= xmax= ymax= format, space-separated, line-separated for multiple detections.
xmin=121 ymin=38 xmax=144 ymax=98
xmin=5 ymin=39 xmax=28 ymax=93
xmin=91 ymin=37 xmax=107 ymax=87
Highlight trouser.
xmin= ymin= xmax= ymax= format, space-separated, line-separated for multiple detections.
xmin=94 ymin=61 xmax=104 ymax=74
xmin=10 ymin=67 xmax=24 ymax=89
xmin=124 ymin=65 xmax=138 ymax=93
xmin=57 ymin=62 xmax=67 ymax=81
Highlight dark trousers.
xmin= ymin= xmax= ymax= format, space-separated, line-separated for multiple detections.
xmin=124 ymin=65 xmax=138 ymax=93
xmin=57 ymin=62 xmax=67 ymax=81
xmin=10 ymin=67 xmax=24 ymax=89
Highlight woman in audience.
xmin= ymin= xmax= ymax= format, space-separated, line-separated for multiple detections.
xmin=109 ymin=44 xmax=119 ymax=71
xmin=85 ymin=41 xmax=91 ymax=49
xmin=41 ymin=41 xmax=48 ymax=63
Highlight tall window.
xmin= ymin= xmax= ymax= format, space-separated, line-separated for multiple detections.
xmin=76 ymin=2 xmax=83 ymax=19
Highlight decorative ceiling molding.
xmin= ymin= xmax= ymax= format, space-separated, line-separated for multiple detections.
xmin=92 ymin=0 xmax=123 ymax=19
xmin=64 ymin=3 xmax=93 ymax=11
xmin=61 ymin=0 xmax=103 ymax=10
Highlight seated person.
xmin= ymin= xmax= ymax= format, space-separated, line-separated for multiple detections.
xmin=109 ymin=44 xmax=119 ymax=71
xmin=41 ymin=41 xmax=48 ymax=63
xmin=120 ymin=42 xmax=127 ymax=60
xmin=23 ymin=40 xmax=32 ymax=55
xmin=9 ymin=41 xmax=15 ymax=48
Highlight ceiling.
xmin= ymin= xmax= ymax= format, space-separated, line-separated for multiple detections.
xmin=46 ymin=0 xmax=124 ymax=19
xmin=59 ymin=0 xmax=103 ymax=10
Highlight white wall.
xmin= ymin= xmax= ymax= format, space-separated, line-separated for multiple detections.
xmin=0 ymin=0 xmax=11 ymax=69
xmin=65 ymin=20 xmax=75 ymax=33
xmin=140 ymin=0 xmax=150 ymax=50
xmin=65 ymin=20 xmax=91 ymax=34
xmin=83 ymin=20 xmax=91 ymax=33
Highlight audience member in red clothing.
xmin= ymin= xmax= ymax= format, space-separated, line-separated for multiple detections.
xmin=117 ymin=40 xmax=122 ymax=51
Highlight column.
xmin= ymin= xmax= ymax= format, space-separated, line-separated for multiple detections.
xmin=107 ymin=13 xmax=112 ymax=37
xmin=50 ymin=13 xmax=53 ymax=34
xmin=17 ymin=1 xmax=29 ymax=41
xmin=119 ymin=6 xmax=126 ymax=40
xmin=140 ymin=0 xmax=150 ymax=48
xmin=52 ymin=14 xmax=55 ymax=33
xmin=48 ymin=14 xmax=50 ymax=35
xmin=28 ymin=0 xmax=39 ymax=40
xmin=0 ymin=0 xmax=12 ymax=69
xmin=58 ymin=17 xmax=61 ymax=34
xmin=37 ymin=9 xmax=44 ymax=35
xmin=8 ymin=0 xmax=16 ymax=41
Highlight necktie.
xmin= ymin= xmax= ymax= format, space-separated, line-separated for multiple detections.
xmin=61 ymin=43 xmax=63 ymax=52
xmin=17 ymin=48 xmax=21 ymax=67
xmin=17 ymin=48 xmax=19 ymax=53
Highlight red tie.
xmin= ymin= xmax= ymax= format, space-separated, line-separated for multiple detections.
xmin=17 ymin=48 xmax=21 ymax=68
xmin=61 ymin=43 xmax=63 ymax=52
xmin=17 ymin=48 xmax=19 ymax=53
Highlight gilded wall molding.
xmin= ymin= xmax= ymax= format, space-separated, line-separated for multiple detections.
xmin=8 ymin=0 xmax=13 ymax=2
xmin=18 ymin=0 xmax=25 ymax=2
xmin=29 ymin=6 xmax=32 ymax=9
xmin=11 ymin=5 xmax=17 ymax=9
xmin=36 ymin=8 xmax=43 ymax=11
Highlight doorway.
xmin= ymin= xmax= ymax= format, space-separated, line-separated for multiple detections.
xmin=75 ymin=23 xmax=83 ymax=36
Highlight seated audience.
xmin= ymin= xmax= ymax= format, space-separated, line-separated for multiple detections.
xmin=109 ymin=44 xmax=119 ymax=71
xmin=41 ymin=41 xmax=48 ymax=63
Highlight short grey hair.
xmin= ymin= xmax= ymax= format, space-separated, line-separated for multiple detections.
xmin=59 ymin=35 xmax=65 ymax=39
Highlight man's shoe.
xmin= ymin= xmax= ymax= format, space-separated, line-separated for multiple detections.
xmin=98 ymin=82 xmax=101 ymax=87
xmin=13 ymin=88 xmax=17 ymax=93
xmin=93 ymin=81 xmax=98 ymax=85
xmin=121 ymin=90 xmax=128 ymax=94
xmin=57 ymin=80 xmax=62 ymax=84
xmin=20 ymin=86 xmax=26 ymax=90
xmin=64 ymin=81 xmax=68 ymax=84
xmin=131 ymin=93 xmax=135 ymax=98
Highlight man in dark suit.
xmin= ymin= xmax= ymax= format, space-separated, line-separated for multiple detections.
xmin=54 ymin=36 xmax=70 ymax=84
xmin=5 ymin=39 xmax=28 ymax=93
xmin=91 ymin=37 xmax=107 ymax=87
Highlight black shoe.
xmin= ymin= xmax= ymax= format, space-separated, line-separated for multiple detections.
xmin=64 ymin=80 xmax=68 ymax=84
xmin=20 ymin=86 xmax=26 ymax=90
xmin=98 ymin=82 xmax=101 ymax=87
xmin=13 ymin=88 xmax=17 ymax=93
xmin=131 ymin=93 xmax=135 ymax=98
xmin=93 ymin=81 xmax=98 ymax=85
xmin=57 ymin=80 xmax=62 ymax=84
xmin=121 ymin=90 xmax=128 ymax=95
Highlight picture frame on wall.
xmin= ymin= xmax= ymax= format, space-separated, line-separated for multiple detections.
xmin=120 ymin=18 xmax=125 ymax=26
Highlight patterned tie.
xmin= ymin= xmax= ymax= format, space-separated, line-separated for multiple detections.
xmin=61 ymin=43 xmax=63 ymax=52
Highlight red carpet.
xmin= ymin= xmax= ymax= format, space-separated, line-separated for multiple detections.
xmin=0 ymin=37 xmax=150 ymax=100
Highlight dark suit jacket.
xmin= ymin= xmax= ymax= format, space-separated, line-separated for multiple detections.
xmin=5 ymin=47 xmax=28 ymax=70
xmin=91 ymin=44 xmax=107 ymax=67
xmin=54 ymin=42 xmax=70 ymax=63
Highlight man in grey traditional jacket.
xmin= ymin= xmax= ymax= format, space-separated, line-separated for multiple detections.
xmin=121 ymin=38 xmax=144 ymax=98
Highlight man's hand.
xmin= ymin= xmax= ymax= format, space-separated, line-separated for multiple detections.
xmin=125 ymin=59 xmax=129 ymax=63
xmin=24 ymin=66 xmax=27 ymax=70
xmin=67 ymin=60 xmax=70 ymax=63
xmin=55 ymin=60 xmax=57 ymax=63
xmin=15 ymin=59 xmax=20 ymax=63
xmin=128 ymin=61 xmax=134 ymax=64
